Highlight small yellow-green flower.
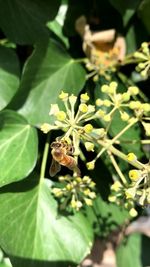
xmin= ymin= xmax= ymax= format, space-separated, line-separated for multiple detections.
xmin=86 ymin=160 xmax=95 ymax=170
xmin=128 ymin=86 xmax=139 ymax=95
xmin=108 ymin=195 xmax=116 ymax=202
xmin=80 ymin=93 xmax=90 ymax=102
xmin=125 ymin=188 xmax=136 ymax=199
xmin=84 ymin=124 xmax=93 ymax=133
xmin=101 ymin=84 xmax=109 ymax=93
xmin=40 ymin=123 xmax=52 ymax=133
xmin=129 ymin=169 xmax=141 ymax=181
xmin=85 ymin=142 xmax=94 ymax=151
xmin=103 ymin=99 xmax=112 ymax=107
xmin=111 ymin=181 xmax=122 ymax=192
xmin=56 ymin=111 xmax=66 ymax=121
xmin=84 ymin=198 xmax=93 ymax=206
xmin=59 ymin=91 xmax=68 ymax=100
xmin=109 ymin=81 xmax=117 ymax=93
xmin=79 ymin=103 xmax=88 ymax=113
xmin=103 ymin=114 xmax=111 ymax=122
xmin=96 ymin=99 xmax=103 ymax=106
xmin=129 ymin=208 xmax=138 ymax=217
xmin=120 ymin=112 xmax=129 ymax=121
xmin=127 ymin=153 xmax=137 ymax=162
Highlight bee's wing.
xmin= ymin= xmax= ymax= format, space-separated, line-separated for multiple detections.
xmin=49 ymin=159 xmax=61 ymax=177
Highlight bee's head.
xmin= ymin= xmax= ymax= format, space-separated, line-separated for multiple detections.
xmin=51 ymin=141 xmax=62 ymax=149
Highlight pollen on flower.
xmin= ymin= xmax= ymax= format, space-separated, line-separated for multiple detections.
xmin=127 ymin=153 xmax=137 ymax=162
xmin=129 ymin=169 xmax=141 ymax=181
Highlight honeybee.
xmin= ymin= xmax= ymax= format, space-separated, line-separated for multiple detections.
xmin=49 ymin=139 xmax=80 ymax=177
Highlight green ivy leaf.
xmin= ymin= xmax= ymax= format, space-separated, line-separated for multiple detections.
xmin=0 ymin=46 xmax=20 ymax=111
xmin=116 ymin=234 xmax=142 ymax=267
xmin=0 ymin=176 xmax=93 ymax=265
xmin=0 ymin=0 xmax=61 ymax=44
xmin=0 ymin=110 xmax=38 ymax=187
xmin=86 ymin=195 xmax=129 ymax=237
xmin=10 ymin=40 xmax=86 ymax=126
xmin=138 ymin=0 xmax=150 ymax=33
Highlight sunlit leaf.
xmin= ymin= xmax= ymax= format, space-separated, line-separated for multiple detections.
xmin=116 ymin=234 xmax=142 ymax=267
xmin=0 ymin=46 xmax=20 ymax=111
xmin=10 ymin=40 xmax=86 ymax=126
xmin=0 ymin=110 xmax=38 ymax=187
xmin=0 ymin=176 xmax=93 ymax=264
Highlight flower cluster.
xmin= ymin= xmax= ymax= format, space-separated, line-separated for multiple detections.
xmin=41 ymin=83 xmax=150 ymax=214
xmin=52 ymin=175 xmax=96 ymax=211
xmin=109 ymin=153 xmax=150 ymax=217
xmin=134 ymin=42 xmax=150 ymax=78
xmin=96 ymin=82 xmax=150 ymax=131
xmin=85 ymin=45 xmax=122 ymax=81
xmin=41 ymin=91 xmax=106 ymax=159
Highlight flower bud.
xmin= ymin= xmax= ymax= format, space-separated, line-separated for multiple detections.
xmin=127 ymin=153 xmax=137 ymax=162
xmin=103 ymin=99 xmax=112 ymax=107
xmin=122 ymin=92 xmax=130 ymax=102
xmin=129 ymin=208 xmax=138 ymax=217
xmin=80 ymin=93 xmax=90 ymax=102
xmin=84 ymin=198 xmax=93 ymax=206
xmin=108 ymin=195 xmax=116 ymax=202
xmin=103 ymin=114 xmax=111 ymax=122
xmin=56 ymin=111 xmax=66 ymax=121
xmin=111 ymin=181 xmax=122 ymax=192
xmin=129 ymin=169 xmax=141 ymax=181
xmin=85 ymin=142 xmax=94 ymax=151
xmin=96 ymin=99 xmax=103 ymax=106
xmin=101 ymin=84 xmax=109 ymax=93
xmin=86 ymin=160 xmax=95 ymax=170
xmin=84 ymin=124 xmax=93 ymax=133
xmin=128 ymin=86 xmax=139 ymax=95
xmin=79 ymin=103 xmax=88 ymax=113
xmin=120 ymin=112 xmax=129 ymax=121
xmin=40 ymin=123 xmax=52 ymax=133
xmin=59 ymin=91 xmax=68 ymax=100
xmin=69 ymin=94 xmax=77 ymax=106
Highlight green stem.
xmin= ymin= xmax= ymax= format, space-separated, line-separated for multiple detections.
xmin=108 ymin=151 xmax=127 ymax=185
xmin=40 ymin=133 xmax=51 ymax=180
xmin=98 ymin=140 xmax=145 ymax=170
xmin=96 ymin=118 xmax=138 ymax=159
